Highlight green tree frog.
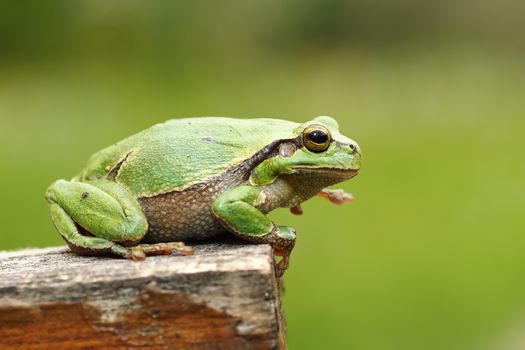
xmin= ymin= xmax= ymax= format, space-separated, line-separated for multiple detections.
xmin=46 ymin=116 xmax=361 ymax=276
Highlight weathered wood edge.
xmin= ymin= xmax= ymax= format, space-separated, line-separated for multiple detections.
xmin=0 ymin=243 xmax=287 ymax=350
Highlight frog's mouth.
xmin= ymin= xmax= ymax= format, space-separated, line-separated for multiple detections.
xmin=293 ymin=167 xmax=359 ymax=179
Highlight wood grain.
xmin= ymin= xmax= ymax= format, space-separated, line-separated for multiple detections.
xmin=0 ymin=243 xmax=286 ymax=350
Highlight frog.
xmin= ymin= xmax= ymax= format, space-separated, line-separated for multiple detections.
xmin=45 ymin=116 xmax=361 ymax=276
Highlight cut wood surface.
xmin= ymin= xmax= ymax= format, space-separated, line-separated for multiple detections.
xmin=0 ymin=242 xmax=286 ymax=350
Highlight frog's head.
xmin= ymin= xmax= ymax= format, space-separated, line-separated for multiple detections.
xmin=285 ymin=115 xmax=361 ymax=179
xmin=251 ymin=116 xmax=361 ymax=188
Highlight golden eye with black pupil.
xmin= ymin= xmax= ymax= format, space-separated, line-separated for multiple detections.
xmin=302 ymin=124 xmax=331 ymax=153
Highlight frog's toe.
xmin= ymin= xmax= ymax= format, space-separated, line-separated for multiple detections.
xmin=289 ymin=204 xmax=303 ymax=215
xmin=318 ymin=188 xmax=353 ymax=205
xmin=137 ymin=242 xmax=194 ymax=257
xmin=271 ymin=226 xmax=296 ymax=277
xmin=109 ymin=244 xmax=143 ymax=260
xmin=112 ymin=242 xmax=194 ymax=261
xmin=130 ymin=247 xmax=146 ymax=261
xmin=274 ymin=250 xmax=291 ymax=278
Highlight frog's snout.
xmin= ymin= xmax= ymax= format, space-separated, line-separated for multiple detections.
xmin=348 ymin=142 xmax=359 ymax=154
xmin=347 ymin=141 xmax=362 ymax=171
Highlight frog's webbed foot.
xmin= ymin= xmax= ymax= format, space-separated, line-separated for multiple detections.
xmin=318 ymin=188 xmax=353 ymax=205
xmin=113 ymin=242 xmax=194 ymax=261
xmin=270 ymin=226 xmax=296 ymax=277
xmin=274 ymin=250 xmax=290 ymax=278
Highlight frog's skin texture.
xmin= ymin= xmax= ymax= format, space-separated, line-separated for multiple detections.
xmin=45 ymin=116 xmax=361 ymax=276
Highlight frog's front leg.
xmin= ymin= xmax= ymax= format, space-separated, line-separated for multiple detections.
xmin=46 ymin=179 xmax=192 ymax=260
xmin=211 ymin=185 xmax=296 ymax=277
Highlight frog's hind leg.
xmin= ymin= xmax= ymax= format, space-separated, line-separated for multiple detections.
xmin=46 ymin=179 xmax=191 ymax=260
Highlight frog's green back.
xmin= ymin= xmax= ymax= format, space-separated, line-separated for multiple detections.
xmin=77 ymin=117 xmax=299 ymax=196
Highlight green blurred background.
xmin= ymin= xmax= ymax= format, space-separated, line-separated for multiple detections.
xmin=1 ymin=1 xmax=525 ymax=349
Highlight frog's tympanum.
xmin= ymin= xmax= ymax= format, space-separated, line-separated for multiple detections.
xmin=46 ymin=116 xmax=361 ymax=276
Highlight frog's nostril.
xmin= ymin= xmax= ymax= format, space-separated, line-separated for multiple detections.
xmin=349 ymin=143 xmax=355 ymax=152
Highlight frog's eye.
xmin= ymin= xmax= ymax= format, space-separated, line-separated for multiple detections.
xmin=302 ymin=124 xmax=331 ymax=153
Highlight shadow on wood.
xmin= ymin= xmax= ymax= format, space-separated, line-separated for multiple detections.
xmin=0 ymin=243 xmax=286 ymax=350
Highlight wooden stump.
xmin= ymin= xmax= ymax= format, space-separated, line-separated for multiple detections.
xmin=0 ymin=242 xmax=286 ymax=350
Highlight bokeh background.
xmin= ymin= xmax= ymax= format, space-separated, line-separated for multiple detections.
xmin=1 ymin=1 xmax=525 ymax=349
